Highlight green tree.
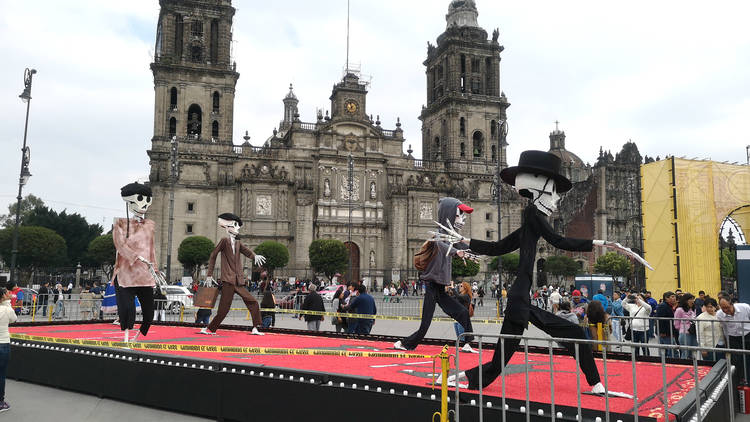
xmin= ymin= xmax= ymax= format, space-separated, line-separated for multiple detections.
xmin=254 ymin=241 xmax=290 ymax=277
xmin=0 ymin=194 xmax=45 ymax=228
xmin=594 ymin=252 xmax=633 ymax=280
xmin=23 ymin=206 xmax=103 ymax=265
xmin=452 ymin=255 xmax=480 ymax=278
xmin=88 ymin=234 xmax=116 ymax=279
xmin=178 ymin=236 xmax=215 ymax=281
xmin=490 ymin=253 xmax=520 ymax=284
xmin=0 ymin=226 xmax=67 ymax=283
xmin=544 ymin=255 xmax=580 ymax=284
xmin=308 ymin=239 xmax=348 ymax=281
xmin=720 ymin=248 xmax=737 ymax=280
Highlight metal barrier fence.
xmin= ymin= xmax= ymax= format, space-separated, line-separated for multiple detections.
xmin=453 ymin=332 xmax=743 ymax=422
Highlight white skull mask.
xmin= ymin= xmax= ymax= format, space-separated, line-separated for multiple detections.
xmin=218 ymin=218 xmax=241 ymax=237
xmin=454 ymin=208 xmax=467 ymax=230
xmin=122 ymin=193 xmax=152 ymax=217
xmin=514 ymin=173 xmax=560 ymax=216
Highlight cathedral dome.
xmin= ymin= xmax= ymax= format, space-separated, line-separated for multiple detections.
xmin=446 ymin=0 xmax=479 ymax=28
xmin=284 ymin=84 xmax=298 ymax=101
xmin=547 ymin=128 xmax=589 ymax=183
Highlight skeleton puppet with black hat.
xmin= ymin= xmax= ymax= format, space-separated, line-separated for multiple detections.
xmin=435 ymin=150 xmax=651 ymax=397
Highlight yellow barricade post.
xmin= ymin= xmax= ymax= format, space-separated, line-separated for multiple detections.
xmin=31 ymin=296 xmax=37 ymax=322
xmin=431 ymin=345 xmax=451 ymax=422
xmin=179 ymin=306 xmax=184 ymax=323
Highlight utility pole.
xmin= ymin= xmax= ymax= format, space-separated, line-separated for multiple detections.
xmin=165 ymin=136 xmax=179 ymax=284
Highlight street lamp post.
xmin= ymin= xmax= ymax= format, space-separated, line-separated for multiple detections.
xmin=10 ymin=68 xmax=37 ymax=286
xmin=495 ymin=120 xmax=508 ymax=284
xmin=347 ymin=154 xmax=354 ymax=283
xmin=165 ymin=136 xmax=179 ymax=284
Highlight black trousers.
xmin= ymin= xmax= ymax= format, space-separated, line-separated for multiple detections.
xmin=402 ymin=281 xmax=473 ymax=350
xmin=465 ymin=305 xmax=601 ymax=389
xmin=728 ymin=334 xmax=750 ymax=383
xmin=114 ymin=277 xmax=154 ymax=336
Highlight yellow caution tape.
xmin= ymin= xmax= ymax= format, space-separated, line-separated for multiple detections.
xmin=220 ymin=307 xmax=506 ymax=325
xmin=10 ymin=333 xmax=436 ymax=359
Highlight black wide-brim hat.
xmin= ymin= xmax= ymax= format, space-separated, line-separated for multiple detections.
xmin=218 ymin=212 xmax=243 ymax=226
xmin=500 ymin=150 xmax=572 ymax=193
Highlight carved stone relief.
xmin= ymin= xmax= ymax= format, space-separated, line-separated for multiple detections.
xmin=256 ymin=195 xmax=272 ymax=216
xmin=420 ymin=203 xmax=433 ymax=220
xmin=340 ymin=175 xmax=360 ymax=201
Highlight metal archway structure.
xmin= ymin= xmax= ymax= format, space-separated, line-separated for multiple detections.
xmin=642 ymin=157 xmax=750 ymax=295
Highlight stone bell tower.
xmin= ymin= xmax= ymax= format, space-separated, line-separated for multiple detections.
xmin=420 ymin=0 xmax=510 ymax=167
xmin=151 ymin=0 xmax=239 ymax=143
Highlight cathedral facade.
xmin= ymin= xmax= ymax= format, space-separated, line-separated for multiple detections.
xmin=146 ymin=0 xmax=646 ymax=287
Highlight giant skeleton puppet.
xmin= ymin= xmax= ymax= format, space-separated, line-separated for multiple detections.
xmin=435 ymin=151 xmax=651 ymax=397
xmin=113 ymin=183 xmax=168 ymax=342
xmin=200 ymin=213 xmax=267 ymax=336
xmin=393 ymin=197 xmax=481 ymax=353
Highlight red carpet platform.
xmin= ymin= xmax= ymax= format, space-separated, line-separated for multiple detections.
xmin=9 ymin=323 xmax=717 ymax=421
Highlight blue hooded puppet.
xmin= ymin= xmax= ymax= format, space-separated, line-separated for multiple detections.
xmin=436 ymin=151 xmax=652 ymax=398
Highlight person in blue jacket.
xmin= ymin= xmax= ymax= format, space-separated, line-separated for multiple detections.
xmin=346 ymin=284 xmax=377 ymax=335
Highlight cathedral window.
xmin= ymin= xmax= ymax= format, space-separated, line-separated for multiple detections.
xmin=485 ymin=57 xmax=493 ymax=95
xmin=491 ymin=145 xmax=497 ymax=162
xmin=169 ymin=117 xmax=177 ymax=137
xmin=433 ymin=137 xmax=441 ymax=159
xmin=473 ymin=131 xmax=484 ymax=158
xmin=191 ymin=21 xmax=203 ymax=38
xmin=210 ymin=19 xmax=219 ymax=63
xmin=460 ymin=142 xmax=465 ymax=158
xmin=460 ymin=117 xmax=466 ymax=137
xmin=490 ymin=120 xmax=497 ymax=138
xmin=191 ymin=44 xmax=203 ymax=62
xmin=471 ymin=79 xmax=482 ymax=94
xmin=170 ymin=87 xmax=178 ymax=110
xmin=460 ymin=55 xmax=467 ymax=93
xmin=471 ymin=58 xmax=481 ymax=74
xmin=186 ymin=224 xmax=194 ymax=234
xmin=187 ymin=202 xmax=195 ymax=213
xmin=437 ymin=64 xmax=443 ymax=80
xmin=212 ymin=91 xmax=220 ymax=113
xmin=175 ymin=15 xmax=184 ymax=59
xmin=187 ymin=104 xmax=202 ymax=138
xmin=212 ymin=120 xmax=219 ymax=138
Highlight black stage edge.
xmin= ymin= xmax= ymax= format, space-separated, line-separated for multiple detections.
xmin=8 ymin=321 xmax=728 ymax=421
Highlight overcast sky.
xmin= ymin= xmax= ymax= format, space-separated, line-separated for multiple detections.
xmin=1 ymin=0 xmax=749 ymax=228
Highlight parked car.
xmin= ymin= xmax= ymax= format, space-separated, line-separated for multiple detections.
xmin=277 ymin=292 xmax=307 ymax=310
xmin=20 ymin=288 xmax=38 ymax=307
xmin=164 ymin=286 xmax=193 ymax=314
xmin=318 ymin=284 xmax=345 ymax=301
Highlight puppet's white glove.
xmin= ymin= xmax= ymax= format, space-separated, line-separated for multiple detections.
xmin=429 ymin=219 xmax=470 ymax=245
xmin=457 ymin=250 xmax=482 ymax=263
xmin=137 ymin=256 xmax=152 ymax=266
xmin=205 ymin=276 xmax=218 ymax=286
xmin=254 ymin=254 xmax=266 ymax=267
xmin=594 ymin=240 xmax=654 ymax=271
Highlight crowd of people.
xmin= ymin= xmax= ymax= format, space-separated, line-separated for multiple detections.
xmin=533 ymin=284 xmax=750 ymax=377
